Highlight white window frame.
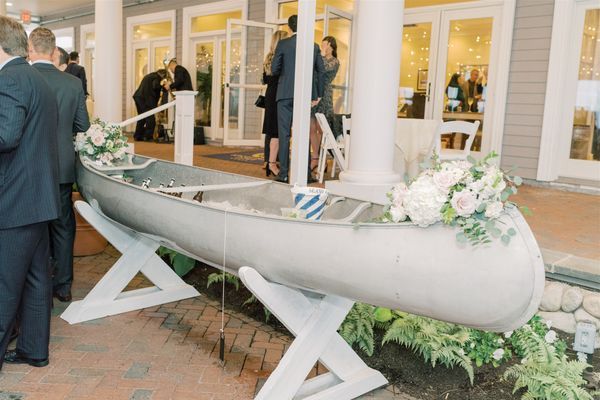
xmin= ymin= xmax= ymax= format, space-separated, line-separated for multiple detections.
xmin=125 ymin=10 xmax=176 ymax=120
xmin=80 ymin=23 xmax=95 ymax=100
xmin=538 ymin=0 xmax=600 ymax=182
xmin=53 ymin=27 xmax=75 ymax=52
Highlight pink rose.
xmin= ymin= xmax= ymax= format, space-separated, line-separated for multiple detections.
xmin=450 ymin=190 xmax=478 ymax=217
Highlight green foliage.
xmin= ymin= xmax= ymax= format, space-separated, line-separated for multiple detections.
xmin=206 ymin=272 xmax=240 ymax=291
xmin=504 ymin=325 xmax=593 ymax=400
xmin=156 ymin=247 xmax=196 ymax=277
xmin=339 ymin=303 xmax=376 ymax=356
xmin=464 ymin=330 xmax=511 ymax=367
xmin=382 ymin=312 xmax=474 ymax=384
xmin=242 ymin=294 xmax=272 ymax=322
xmin=508 ymin=316 xmax=566 ymax=359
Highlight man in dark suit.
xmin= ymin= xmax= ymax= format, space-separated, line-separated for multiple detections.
xmin=52 ymin=46 xmax=69 ymax=72
xmin=167 ymin=59 xmax=193 ymax=91
xmin=30 ymin=27 xmax=91 ymax=303
xmin=271 ymin=15 xmax=325 ymax=183
xmin=65 ymin=51 xmax=88 ymax=97
xmin=0 ymin=16 xmax=60 ymax=370
xmin=132 ymin=69 xmax=168 ymax=141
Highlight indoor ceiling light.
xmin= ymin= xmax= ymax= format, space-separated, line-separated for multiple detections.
xmin=6 ymin=2 xmax=13 ymax=6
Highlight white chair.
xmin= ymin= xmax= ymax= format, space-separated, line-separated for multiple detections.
xmin=435 ymin=120 xmax=481 ymax=161
xmin=315 ymin=113 xmax=346 ymax=183
xmin=341 ymin=115 xmax=351 ymax=168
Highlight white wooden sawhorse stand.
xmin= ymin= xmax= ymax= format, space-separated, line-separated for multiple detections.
xmin=238 ymin=267 xmax=388 ymax=400
xmin=61 ymin=201 xmax=200 ymax=324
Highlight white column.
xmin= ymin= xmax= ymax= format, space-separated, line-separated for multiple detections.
xmin=173 ymin=90 xmax=198 ymax=166
xmin=290 ymin=0 xmax=317 ymax=186
xmin=0 ymin=2 xmax=6 ymax=16
xmin=95 ymin=0 xmax=122 ymax=123
xmin=326 ymin=0 xmax=404 ymax=205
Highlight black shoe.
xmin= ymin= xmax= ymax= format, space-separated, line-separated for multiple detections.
xmin=4 ymin=350 xmax=49 ymax=367
xmin=53 ymin=291 xmax=72 ymax=302
xmin=275 ymin=176 xmax=289 ymax=184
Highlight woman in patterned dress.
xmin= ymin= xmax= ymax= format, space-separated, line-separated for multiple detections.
xmin=310 ymin=36 xmax=340 ymax=173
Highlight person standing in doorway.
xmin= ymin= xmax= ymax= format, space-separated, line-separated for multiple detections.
xmin=65 ymin=51 xmax=88 ymax=97
xmin=0 ymin=15 xmax=60 ymax=370
xmin=271 ymin=14 xmax=325 ymax=183
xmin=29 ymin=27 xmax=91 ymax=303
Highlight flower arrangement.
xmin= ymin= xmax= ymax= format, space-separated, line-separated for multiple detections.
xmin=74 ymin=119 xmax=128 ymax=166
xmin=382 ymin=152 xmax=526 ymax=245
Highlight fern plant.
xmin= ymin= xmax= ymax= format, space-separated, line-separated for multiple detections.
xmin=382 ymin=312 xmax=474 ymax=384
xmin=206 ymin=272 xmax=240 ymax=291
xmin=338 ymin=303 xmax=376 ymax=356
xmin=504 ymin=325 xmax=593 ymax=400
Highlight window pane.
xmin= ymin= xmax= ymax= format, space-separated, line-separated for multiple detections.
xmin=570 ymin=8 xmax=600 ymax=161
xmin=133 ymin=21 xmax=172 ymax=40
xmin=441 ymin=17 xmax=492 ymax=152
xmin=399 ymin=22 xmax=432 ymax=119
xmin=278 ymin=0 xmax=353 ymax=19
xmin=191 ymin=11 xmax=242 ymax=33
xmin=134 ymin=48 xmax=149 ymax=89
xmin=195 ymin=42 xmax=214 ymax=126
xmin=154 ymin=46 xmax=170 ymax=71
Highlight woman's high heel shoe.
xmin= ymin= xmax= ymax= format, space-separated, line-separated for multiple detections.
xmin=266 ymin=162 xmax=280 ymax=177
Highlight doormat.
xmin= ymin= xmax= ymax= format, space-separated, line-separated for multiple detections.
xmin=202 ymin=149 xmax=264 ymax=165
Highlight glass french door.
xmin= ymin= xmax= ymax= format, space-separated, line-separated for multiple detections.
xmin=558 ymin=1 xmax=600 ymax=181
xmin=224 ymin=19 xmax=277 ymax=146
xmin=132 ymin=40 xmax=173 ymax=98
xmin=324 ymin=6 xmax=353 ymax=114
xmin=399 ymin=4 xmax=501 ymax=160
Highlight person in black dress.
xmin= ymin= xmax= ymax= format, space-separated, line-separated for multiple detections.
xmin=262 ymin=30 xmax=288 ymax=177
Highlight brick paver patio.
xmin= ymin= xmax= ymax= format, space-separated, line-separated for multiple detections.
xmin=0 ymin=247 xmax=416 ymax=400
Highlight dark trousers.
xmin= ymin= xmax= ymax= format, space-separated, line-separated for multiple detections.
xmin=0 ymin=222 xmax=52 ymax=369
xmin=133 ymin=98 xmax=156 ymax=140
xmin=49 ymin=184 xmax=75 ymax=296
xmin=277 ymin=99 xmax=312 ymax=180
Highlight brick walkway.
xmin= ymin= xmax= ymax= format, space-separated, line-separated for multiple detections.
xmin=0 ymin=247 xmax=415 ymax=400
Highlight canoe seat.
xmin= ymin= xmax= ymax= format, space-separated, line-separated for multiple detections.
xmin=327 ymin=201 xmax=372 ymax=223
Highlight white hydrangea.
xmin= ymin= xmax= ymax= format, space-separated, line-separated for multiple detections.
xmin=403 ymin=175 xmax=447 ymax=227
xmin=503 ymin=331 xmax=513 ymax=338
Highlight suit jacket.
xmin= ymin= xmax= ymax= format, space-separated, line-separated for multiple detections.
xmin=133 ymin=72 xmax=164 ymax=109
xmin=271 ymin=35 xmax=325 ymax=102
xmin=0 ymin=57 xmax=60 ymax=229
xmin=65 ymin=62 xmax=88 ymax=96
xmin=33 ymin=62 xmax=91 ymax=184
xmin=171 ymin=65 xmax=193 ymax=91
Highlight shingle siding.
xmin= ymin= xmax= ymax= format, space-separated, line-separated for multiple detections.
xmin=501 ymin=0 xmax=554 ymax=179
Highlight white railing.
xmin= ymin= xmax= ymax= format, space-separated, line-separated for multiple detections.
xmin=118 ymin=90 xmax=198 ymax=166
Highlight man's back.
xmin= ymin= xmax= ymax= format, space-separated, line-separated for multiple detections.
xmin=134 ymin=72 xmax=161 ymax=107
xmin=0 ymin=58 xmax=60 ymax=229
xmin=173 ymin=65 xmax=193 ymax=91
xmin=32 ymin=63 xmax=90 ymax=184
xmin=65 ymin=62 xmax=88 ymax=95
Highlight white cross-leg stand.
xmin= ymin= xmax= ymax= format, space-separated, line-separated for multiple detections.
xmin=238 ymin=267 xmax=388 ymax=400
xmin=61 ymin=201 xmax=200 ymax=324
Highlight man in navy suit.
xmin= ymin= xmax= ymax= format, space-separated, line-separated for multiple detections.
xmin=30 ymin=27 xmax=91 ymax=303
xmin=65 ymin=51 xmax=88 ymax=97
xmin=0 ymin=16 xmax=60 ymax=370
xmin=271 ymin=14 xmax=325 ymax=183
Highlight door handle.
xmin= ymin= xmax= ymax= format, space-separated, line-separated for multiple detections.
xmin=426 ymin=82 xmax=431 ymax=101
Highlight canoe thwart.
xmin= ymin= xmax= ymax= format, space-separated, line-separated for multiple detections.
xmin=85 ymin=157 xmax=157 ymax=172
xmin=151 ymin=180 xmax=272 ymax=193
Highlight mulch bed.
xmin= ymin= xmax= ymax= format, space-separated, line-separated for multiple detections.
xmin=185 ymin=264 xmax=600 ymax=400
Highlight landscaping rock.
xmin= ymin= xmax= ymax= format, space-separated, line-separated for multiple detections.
xmin=561 ymin=287 xmax=583 ymax=312
xmin=582 ymin=294 xmax=600 ymax=319
xmin=537 ymin=311 xmax=577 ymax=334
xmin=539 ymin=282 xmax=565 ymax=312
xmin=574 ymin=308 xmax=600 ymax=329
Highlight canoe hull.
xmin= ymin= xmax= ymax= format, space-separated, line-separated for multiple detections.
xmin=77 ymin=156 xmax=545 ymax=332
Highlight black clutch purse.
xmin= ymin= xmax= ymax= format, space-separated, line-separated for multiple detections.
xmin=255 ymin=94 xmax=266 ymax=109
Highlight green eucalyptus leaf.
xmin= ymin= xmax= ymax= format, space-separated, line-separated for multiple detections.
xmin=507 ymin=228 xmax=517 ymax=236
xmin=501 ymin=235 xmax=511 ymax=245
xmin=513 ymin=176 xmax=523 ymax=186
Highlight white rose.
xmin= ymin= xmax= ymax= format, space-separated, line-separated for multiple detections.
xmin=484 ymin=201 xmax=504 ymax=219
xmin=85 ymin=144 xmax=95 ymax=155
xmin=497 ymin=338 xmax=504 ymax=344
xmin=503 ymin=331 xmax=513 ymax=338
xmin=389 ymin=205 xmax=407 ymax=223
xmin=544 ymin=330 xmax=557 ymax=344
xmin=432 ymin=170 xmax=457 ymax=192
xmin=492 ymin=348 xmax=505 ymax=361
xmin=450 ymin=190 xmax=478 ymax=217
xmin=391 ymin=183 xmax=408 ymax=208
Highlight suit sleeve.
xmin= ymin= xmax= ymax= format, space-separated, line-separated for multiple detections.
xmin=0 ymin=76 xmax=27 ymax=153
xmin=171 ymin=67 xmax=183 ymax=91
xmin=73 ymin=86 xmax=91 ymax=134
xmin=313 ymin=46 xmax=325 ymax=100
xmin=271 ymin=42 xmax=284 ymax=76
xmin=80 ymin=66 xmax=89 ymax=96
